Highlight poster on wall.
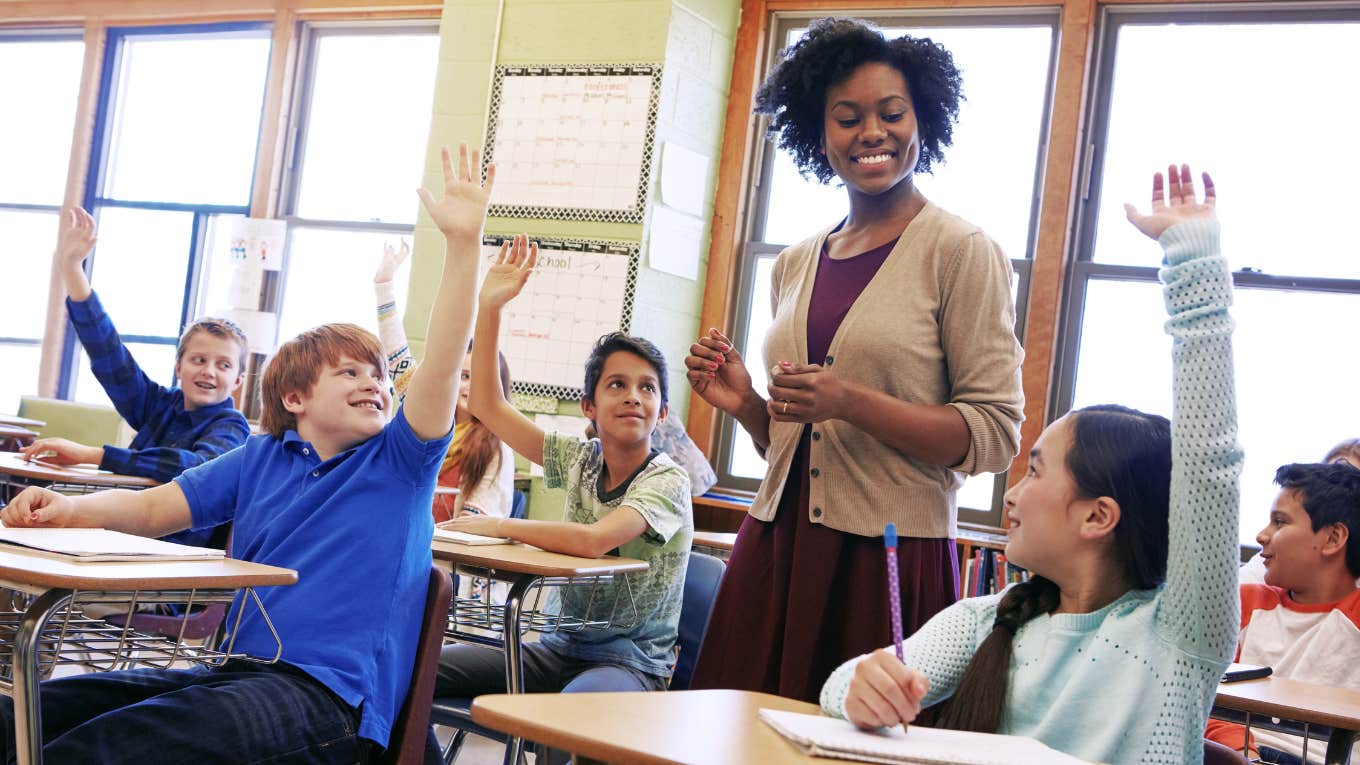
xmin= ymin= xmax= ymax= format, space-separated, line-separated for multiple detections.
xmin=483 ymin=64 xmax=661 ymax=224
xmin=481 ymin=234 xmax=638 ymax=400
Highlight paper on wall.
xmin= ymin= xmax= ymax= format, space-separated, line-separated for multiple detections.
xmin=659 ymin=142 xmax=709 ymax=217
xmin=647 ymin=205 xmax=703 ymax=282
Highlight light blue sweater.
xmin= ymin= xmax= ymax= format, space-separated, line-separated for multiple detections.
xmin=820 ymin=218 xmax=1242 ymax=765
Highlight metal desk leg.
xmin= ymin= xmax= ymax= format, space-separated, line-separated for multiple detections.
xmin=13 ymin=588 xmax=71 ymax=765
xmin=500 ymin=576 xmax=535 ymax=765
xmin=1325 ymin=728 xmax=1356 ymax=765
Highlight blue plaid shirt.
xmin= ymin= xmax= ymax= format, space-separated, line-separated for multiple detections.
xmin=67 ymin=292 xmax=249 ymax=547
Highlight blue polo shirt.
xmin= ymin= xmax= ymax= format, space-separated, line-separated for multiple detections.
xmin=175 ymin=408 xmax=451 ymax=747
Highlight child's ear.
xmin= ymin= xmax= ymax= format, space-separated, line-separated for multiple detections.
xmin=1077 ymin=496 xmax=1122 ymax=541
xmin=230 ymin=371 xmax=246 ymax=394
xmin=1320 ymin=522 xmax=1350 ymax=559
xmin=579 ymin=397 xmax=596 ymax=422
xmin=281 ymin=390 xmax=306 ymax=415
xmin=656 ymin=403 xmax=668 ymax=423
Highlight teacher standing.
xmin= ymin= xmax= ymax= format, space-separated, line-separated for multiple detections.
xmin=685 ymin=18 xmax=1024 ymax=702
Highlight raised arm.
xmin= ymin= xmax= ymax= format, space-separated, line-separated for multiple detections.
xmin=0 ymin=482 xmax=193 ymax=539
xmin=403 ymin=145 xmax=490 ymax=441
xmin=55 ymin=206 xmax=96 ymax=301
xmin=467 ymin=235 xmax=546 ymax=465
xmin=374 ymin=240 xmax=418 ymax=401
xmin=1127 ymin=165 xmax=1242 ymax=658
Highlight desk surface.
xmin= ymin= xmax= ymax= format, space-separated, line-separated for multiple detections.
xmin=431 ymin=540 xmax=648 ymax=578
xmin=472 ymin=689 xmax=829 ymax=765
xmin=1216 ymin=675 xmax=1360 ymax=731
xmin=0 ymin=415 xmax=44 ymax=429
xmin=0 ymin=547 xmax=298 ymax=591
xmin=0 ymin=425 xmax=37 ymax=439
xmin=0 ymin=452 xmax=158 ymax=489
xmin=692 ymin=531 xmax=736 ymax=551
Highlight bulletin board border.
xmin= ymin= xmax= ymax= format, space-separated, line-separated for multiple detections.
xmin=482 ymin=63 xmax=662 ymax=224
xmin=482 ymin=233 xmax=640 ymax=401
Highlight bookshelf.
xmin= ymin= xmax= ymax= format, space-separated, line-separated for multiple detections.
xmin=956 ymin=525 xmax=1025 ymax=598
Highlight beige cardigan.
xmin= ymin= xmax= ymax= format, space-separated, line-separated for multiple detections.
xmin=750 ymin=202 xmax=1024 ymax=538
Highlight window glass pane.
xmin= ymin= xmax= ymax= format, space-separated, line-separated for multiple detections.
xmin=0 ymin=344 xmax=42 ymax=414
xmin=103 ymin=32 xmax=270 ymax=205
xmin=727 ymin=255 xmax=775 ymax=479
xmin=72 ymin=342 xmax=178 ymax=407
xmin=277 ymin=227 xmax=411 ymax=344
xmin=1072 ymin=278 xmax=1360 ymax=544
xmin=0 ymin=209 xmax=60 ymax=339
xmin=957 ymin=474 xmax=995 ymax=513
xmin=293 ymin=31 xmax=439 ymax=223
xmin=196 ymin=213 xmax=248 ymax=317
xmin=89 ymin=207 xmax=194 ymax=338
xmin=0 ymin=37 xmax=83 ymax=205
xmin=1092 ymin=22 xmax=1360 ymax=279
xmin=762 ymin=23 xmax=1053 ymax=262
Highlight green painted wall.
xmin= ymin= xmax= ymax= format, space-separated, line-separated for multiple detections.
xmin=409 ymin=0 xmax=740 ymax=519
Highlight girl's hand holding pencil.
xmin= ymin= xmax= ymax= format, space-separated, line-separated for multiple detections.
xmin=843 ymin=649 xmax=931 ymax=731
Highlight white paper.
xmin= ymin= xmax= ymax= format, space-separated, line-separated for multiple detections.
xmin=229 ymin=218 xmax=287 ymax=271
xmin=659 ymin=142 xmax=709 ymax=216
xmin=647 ymin=205 xmax=703 ymax=281
xmin=432 ymin=528 xmax=512 ymax=546
xmin=226 ymin=261 xmax=264 ymax=309
xmin=529 ymin=413 xmax=592 ymax=477
xmin=0 ymin=528 xmax=226 ymax=562
xmin=220 ymin=308 xmax=278 ymax=354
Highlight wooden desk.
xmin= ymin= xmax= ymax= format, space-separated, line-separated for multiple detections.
xmin=1216 ymin=676 xmax=1360 ymax=764
xmin=0 ymin=416 xmax=44 ymax=430
xmin=432 ymin=540 xmax=648 ymax=765
xmin=0 ymin=452 xmax=158 ymax=499
xmin=0 ymin=426 xmax=37 ymax=452
xmin=472 ymin=689 xmax=828 ymax=764
xmin=692 ymin=530 xmax=736 ymax=554
xmin=0 ymin=548 xmax=296 ymax=765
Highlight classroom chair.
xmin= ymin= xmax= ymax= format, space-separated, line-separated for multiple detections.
xmin=1203 ymin=738 xmax=1250 ymax=765
xmin=431 ymin=550 xmax=726 ymax=763
xmin=380 ymin=565 xmax=454 ymax=765
xmin=510 ymin=489 xmax=527 ymax=520
xmin=17 ymin=395 xmax=130 ymax=449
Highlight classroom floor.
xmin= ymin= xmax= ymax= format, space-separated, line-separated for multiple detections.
xmin=435 ymin=728 xmax=529 ymax=764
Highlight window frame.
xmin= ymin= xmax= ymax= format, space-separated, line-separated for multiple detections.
xmin=711 ymin=9 xmax=1058 ymax=527
xmin=58 ymin=21 xmax=273 ymax=398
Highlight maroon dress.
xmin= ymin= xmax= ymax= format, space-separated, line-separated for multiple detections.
xmin=689 ymin=235 xmax=960 ymax=703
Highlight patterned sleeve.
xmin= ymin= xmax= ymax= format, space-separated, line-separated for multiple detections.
xmin=99 ymin=410 xmax=250 ymax=482
xmin=66 ymin=291 xmax=173 ymax=429
xmin=821 ymin=595 xmax=995 ymax=718
xmin=622 ymin=460 xmax=691 ymax=545
xmin=375 ymin=279 xmax=417 ymax=401
xmin=1154 ymin=218 xmax=1242 ymax=661
xmin=542 ymin=431 xmax=587 ymax=491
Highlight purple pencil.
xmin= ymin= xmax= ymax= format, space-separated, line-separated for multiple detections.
xmin=884 ymin=522 xmax=903 ymax=662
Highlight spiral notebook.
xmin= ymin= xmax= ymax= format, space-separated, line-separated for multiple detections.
xmin=758 ymin=709 xmax=1092 ymax=765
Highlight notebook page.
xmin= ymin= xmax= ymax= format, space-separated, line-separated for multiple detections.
xmin=432 ymin=528 xmax=512 ymax=546
xmin=0 ymin=528 xmax=225 ymax=560
xmin=759 ymin=709 xmax=1092 ymax=765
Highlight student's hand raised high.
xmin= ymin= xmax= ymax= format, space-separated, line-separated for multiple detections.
xmin=843 ymin=649 xmax=931 ymax=731
xmin=0 ymin=486 xmax=76 ymax=528
xmin=685 ymin=328 xmax=756 ymax=415
xmin=478 ymin=234 xmax=537 ymax=311
xmin=416 ymin=143 xmax=496 ymax=241
xmin=1124 ymin=163 xmax=1216 ymax=241
xmin=374 ymin=239 xmax=410 ymax=284
xmin=56 ymin=207 xmax=97 ymax=268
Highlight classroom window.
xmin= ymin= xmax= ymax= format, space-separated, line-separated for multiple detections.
xmin=275 ymin=24 xmax=438 ymax=341
xmin=717 ymin=13 xmax=1057 ymax=527
xmin=65 ymin=24 xmax=271 ymax=406
xmin=0 ymin=32 xmax=84 ymax=413
xmin=1056 ymin=9 xmax=1360 ymax=545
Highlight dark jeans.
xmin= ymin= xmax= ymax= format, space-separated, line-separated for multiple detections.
xmin=1258 ymin=745 xmax=1306 ymax=765
xmin=0 ymin=660 xmax=373 ymax=765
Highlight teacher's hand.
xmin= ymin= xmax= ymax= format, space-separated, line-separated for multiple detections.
xmin=767 ymin=362 xmax=850 ymax=424
xmin=685 ymin=328 xmax=755 ymax=415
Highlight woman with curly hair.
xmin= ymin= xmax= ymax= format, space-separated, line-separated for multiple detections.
xmin=684 ymin=17 xmax=1024 ymax=701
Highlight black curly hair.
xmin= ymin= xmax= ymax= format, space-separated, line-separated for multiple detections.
xmin=754 ymin=17 xmax=964 ymax=183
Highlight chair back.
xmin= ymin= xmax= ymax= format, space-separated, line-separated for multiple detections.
xmin=18 ymin=395 xmax=129 ymax=447
xmin=670 ymin=551 xmax=726 ymax=690
xmin=510 ymin=489 xmax=527 ymax=519
xmin=380 ymin=565 xmax=454 ymax=765
xmin=1203 ymin=739 xmax=1250 ymax=765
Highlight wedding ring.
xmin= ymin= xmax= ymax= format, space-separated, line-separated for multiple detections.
xmin=782 ymin=401 xmax=789 ymax=414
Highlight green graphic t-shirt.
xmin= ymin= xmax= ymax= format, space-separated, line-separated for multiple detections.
xmin=538 ymin=431 xmax=693 ymax=677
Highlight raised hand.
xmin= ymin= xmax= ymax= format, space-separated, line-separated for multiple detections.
xmin=0 ymin=486 xmax=75 ymax=528
xmin=685 ymin=328 xmax=756 ymax=415
xmin=416 ymin=144 xmax=496 ymax=240
xmin=843 ymin=650 xmax=931 ymax=731
xmin=374 ymin=239 xmax=411 ymax=283
xmin=56 ymin=207 xmax=97 ymax=268
xmin=1124 ymin=163 xmax=1216 ymax=241
xmin=478 ymin=234 xmax=537 ymax=310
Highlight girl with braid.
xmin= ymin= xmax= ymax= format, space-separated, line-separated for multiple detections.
xmin=820 ymin=165 xmax=1242 ymax=765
